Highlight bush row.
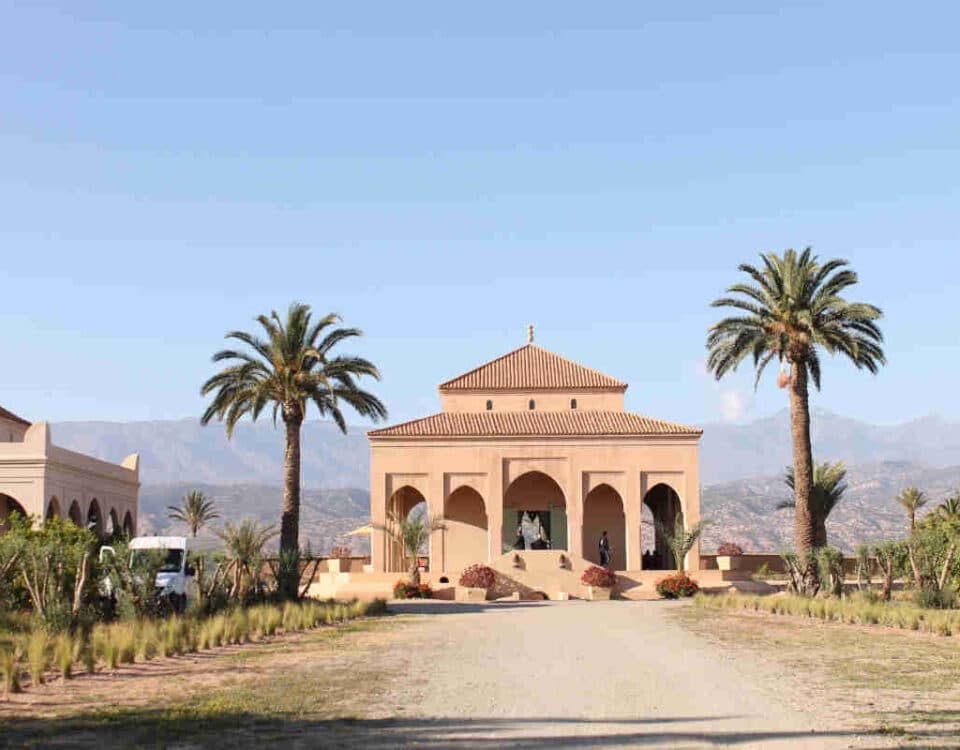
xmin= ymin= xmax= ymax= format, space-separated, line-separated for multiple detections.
xmin=696 ymin=592 xmax=960 ymax=636
xmin=0 ymin=598 xmax=386 ymax=694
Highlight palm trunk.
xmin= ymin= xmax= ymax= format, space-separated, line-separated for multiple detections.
xmin=908 ymin=509 xmax=915 ymax=534
xmin=788 ymin=363 xmax=816 ymax=555
xmin=280 ymin=415 xmax=303 ymax=555
xmin=814 ymin=518 xmax=828 ymax=548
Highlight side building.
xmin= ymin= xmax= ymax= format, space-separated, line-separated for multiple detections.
xmin=368 ymin=334 xmax=703 ymax=577
xmin=0 ymin=405 xmax=140 ymax=537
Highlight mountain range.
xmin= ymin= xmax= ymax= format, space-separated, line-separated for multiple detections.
xmin=50 ymin=410 xmax=960 ymax=553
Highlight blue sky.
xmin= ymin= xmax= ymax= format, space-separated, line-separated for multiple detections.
xmin=2 ymin=3 xmax=958 ymax=428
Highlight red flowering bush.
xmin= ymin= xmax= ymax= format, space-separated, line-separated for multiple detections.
xmin=655 ymin=572 xmax=700 ymax=599
xmin=393 ymin=581 xmax=434 ymax=599
xmin=580 ymin=565 xmax=618 ymax=588
xmin=716 ymin=542 xmax=744 ymax=556
xmin=459 ymin=564 xmax=496 ymax=589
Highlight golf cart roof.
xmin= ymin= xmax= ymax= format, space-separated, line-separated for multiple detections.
xmin=129 ymin=536 xmax=188 ymax=550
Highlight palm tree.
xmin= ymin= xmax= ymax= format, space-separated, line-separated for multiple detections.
xmin=167 ymin=490 xmax=220 ymax=537
xmin=780 ymin=461 xmax=848 ymax=547
xmin=933 ymin=495 xmax=960 ymax=529
xmin=895 ymin=487 xmax=928 ymax=533
xmin=372 ymin=511 xmax=446 ymax=586
xmin=706 ymin=250 xmax=885 ymax=571
xmin=215 ymin=520 xmax=279 ymax=599
xmin=656 ymin=519 xmax=707 ymax=572
xmin=201 ymin=303 xmax=387 ymax=596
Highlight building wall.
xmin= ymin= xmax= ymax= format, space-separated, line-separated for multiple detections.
xmin=0 ymin=422 xmax=139 ymax=537
xmin=369 ymin=436 xmax=700 ymax=574
xmin=439 ymin=390 xmax=625 ymax=413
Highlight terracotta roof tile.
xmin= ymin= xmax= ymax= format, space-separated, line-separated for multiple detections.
xmin=439 ymin=344 xmax=626 ymax=392
xmin=368 ymin=410 xmax=701 ymax=438
xmin=0 ymin=405 xmax=30 ymax=426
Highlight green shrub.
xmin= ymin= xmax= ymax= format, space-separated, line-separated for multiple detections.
xmin=55 ymin=634 xmax=74 ymax=680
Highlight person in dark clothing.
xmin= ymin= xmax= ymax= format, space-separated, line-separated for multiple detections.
xmin=599 ymin=531 xmax=611 ymax=568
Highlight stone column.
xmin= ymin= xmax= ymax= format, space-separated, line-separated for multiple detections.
xmin=625 ymin=469 xmax=642 ymax=571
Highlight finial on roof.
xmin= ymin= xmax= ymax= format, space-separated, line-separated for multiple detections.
xmin=527 ymin=324 xmax=534 ymax=344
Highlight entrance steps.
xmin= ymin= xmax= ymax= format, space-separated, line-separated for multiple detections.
xmin=304 ymin=555 xmax=770 ymax=602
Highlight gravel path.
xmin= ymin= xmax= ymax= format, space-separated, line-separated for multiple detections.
xmin=379 ymin=600 xmax=870 ymax=749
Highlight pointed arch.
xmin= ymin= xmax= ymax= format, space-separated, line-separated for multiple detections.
xmin=443 ymin=486 xmax=488 ymax=572
xmin=68 ymin=500 xmax=82 ymax=526
xmin=87 ymin=498 xmax=103 ymax=537
xmin=46 ymin=496 xmax=62 ymax=523
xmin=642 ymin=483 xmax=683 ymax=570
xmin=583 ymin=484 xmax=626 ymax=570
xmin=0 ymin=494 xmax=27 ymax=534
xmin=122 ymin=510 xmax=135 ymax=537
xmin=107 ymin=508 xmax=120 ymax=537
xmin=385 ymin=485 xmax=429 ymax=573
xmin=503 ymin=471 xmax=567 ymax=552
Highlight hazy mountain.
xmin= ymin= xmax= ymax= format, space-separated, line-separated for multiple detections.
xmin=50 ymin=411 xmax=960 ymax=554
xmin=701 ymin=460 xmax=960 ymax=553
xmin=700 ymin=409 xmax=960 ymax=483
xmin=138 ymin=483 xmax=371 ymax=556
xmin=52 ymin=418 xmax=371 ymax=487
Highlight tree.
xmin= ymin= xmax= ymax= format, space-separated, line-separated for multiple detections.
xmin=706 ymin=249 xmax=885 ymax=592
xmin=780 ymin=461 xmax=848 ymax=547
xmin=372 ymin=511 xmax=446 ymax=586
xmin=201 ymin=303 xmax=387 ymax=597
xmin=656 ymin=518 xmax=707 ymax=572
xmin=895 ymin=487 xmax=928 ymax=533
xmin=167 ymin=490 xmax=220 ymax=537
xmin=215 ymin=520 xmax=279 ymax=600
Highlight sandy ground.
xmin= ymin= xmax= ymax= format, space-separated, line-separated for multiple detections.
xmin=1 ymin=601 xmax=900 ymax=749
xmin=373 ymin=600 xmax=875 ymax=749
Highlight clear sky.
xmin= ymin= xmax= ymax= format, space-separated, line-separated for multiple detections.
xmin=2 ymin=3 xmax=958 ymax=429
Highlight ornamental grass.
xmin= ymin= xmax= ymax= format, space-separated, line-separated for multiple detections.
xmin=696 ymin=592 xmax=960 ymax=637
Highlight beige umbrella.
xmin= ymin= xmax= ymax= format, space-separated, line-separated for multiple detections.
xmin=345 ymin=524 xmax=373 ymax=537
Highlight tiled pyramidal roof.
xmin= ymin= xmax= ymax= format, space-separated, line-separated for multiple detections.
xmin=438 ymin=344 xmax=627 ymax=391
xmin=368 ymin=411 xmax=702 ymax=438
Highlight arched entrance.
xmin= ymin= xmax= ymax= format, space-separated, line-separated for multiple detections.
xmin=443 ymin=486 xmax=488 ymax=572
xmin=122 ymin=511 xmax=135 ymax=537
xmin=68 ymin=500 xmax=83 ymax=526
xmin=46 ymin=497 xmax=62 ymax=523
xmin=107 ymin=508 xmax=120 ymax=538
xmin=582 ymin=484 xmax=626 ymax=570
xmin=642 ymin=483 xmax=683 ymax=570
xmin=385 ymin=486 xmax=429 ymax=573
xmin=87 ymin=498 xmax=103 ymax=538
xmin=0 ymin=494 xmax=27 ymax=534
xmin=502 ymin=471 xmax=567 ymax=552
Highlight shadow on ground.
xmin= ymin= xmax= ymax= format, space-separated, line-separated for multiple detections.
xmin=0 ymin=712 xmax=920 ymax=749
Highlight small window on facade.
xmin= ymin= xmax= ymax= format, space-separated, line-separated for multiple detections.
xmin=571 ymin=398 xmax=578 ymax=410
xmin=529 ymin=399 xmax=536 ymax=410
xmin=486 ymin=400 xmax=493 ymax=411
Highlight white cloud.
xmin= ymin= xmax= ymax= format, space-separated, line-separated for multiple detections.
xmin=719 ymin=390 xmax=752 ymax=423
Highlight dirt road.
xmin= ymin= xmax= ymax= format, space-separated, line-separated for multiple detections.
xmin=375 ymin=599 xmax=871 ymax=749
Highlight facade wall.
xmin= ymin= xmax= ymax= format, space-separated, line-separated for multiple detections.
xmin=0 ymin=422 xmax=139 ymax=537
xmin=439 ymin=390 xmax=625 ymax=413
xmin=369 ymin=436 xmax=700 ymax=574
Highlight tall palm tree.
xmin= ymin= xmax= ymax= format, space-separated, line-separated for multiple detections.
xmin=780 ymin=461 xmax=848 ymax=547
xmin=706 ymin=249 xmax=885 ymax=569
xmin=372 ymin=511 xmax=446 ymax=586
xmin=167 ymin=490 xmax=220 ymax=537
xmin=201 ymin=303 xmax=386 ymax=596
xmin=895 ymin=487 xmax=928 ymax=533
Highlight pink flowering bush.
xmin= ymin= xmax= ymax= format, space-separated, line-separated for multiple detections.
xmin=580 ymin=565 xmax=618 ymax=588
xmin=459 ymin=564 xmax=496 ymax=589
xmin=393 ymin=581 xmax=433 ymax=599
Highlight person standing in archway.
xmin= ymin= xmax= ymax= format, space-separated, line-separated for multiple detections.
xmin=599 ymin=531 xmax=611 ymax=568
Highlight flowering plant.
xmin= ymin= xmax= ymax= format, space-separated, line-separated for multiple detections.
xmin=393 ymin=581 xmax=434 ymax=599
xmin=655 ymin=572 xmax=700 ymax=599
xmin=459 ymin=564 xmax=496 ymax=589
xmin=716 ymin=542 xmax=744 ymax=556
xmin=580 ymin=565 xmax=618 ymax=588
